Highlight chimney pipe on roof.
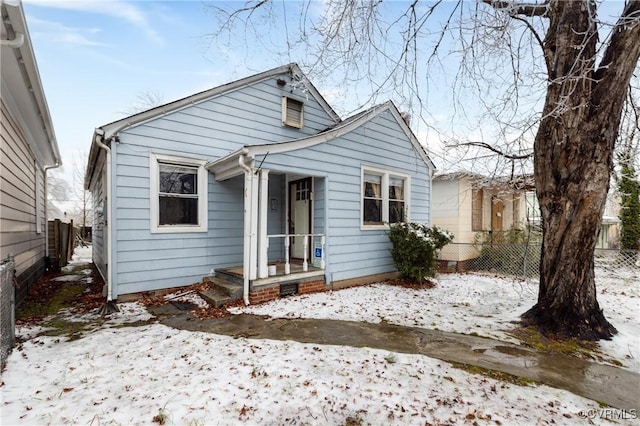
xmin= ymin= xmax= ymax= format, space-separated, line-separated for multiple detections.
xmin=400 ymin=111 xmax=411 ymax=126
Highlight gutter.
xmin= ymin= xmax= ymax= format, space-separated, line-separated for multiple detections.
xmin=237 ymin=150 xmax=252 ymax=305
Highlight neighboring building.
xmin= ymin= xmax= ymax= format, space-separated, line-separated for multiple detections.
xmin=1 ymin=0 xmax=61 ymax=303
xmin=432 ymin=173 xmax=532 ymax=266
xmin=85 ymin=64 xmax=435 ymax=304
xmin=433 ymin=172 xmax=621 ymax=271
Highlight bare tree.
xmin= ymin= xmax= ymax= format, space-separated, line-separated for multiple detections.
xmin=119 ymin=90 xmax=165 ymax=116
xmin=46 ymin=167 xmax=71 ymax=220
xmin=70 ymin=151 xmax=92 ymax=243
xmin=209 ymin=0 xmax=640 ymax=339
xmin=516 ymin=1 xmax=640 ymax=340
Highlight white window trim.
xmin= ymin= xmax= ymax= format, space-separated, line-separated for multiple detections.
xmin=150 ymin=152 xmax=208 ymax=234
xmin=282 ymin=96 xmax=304 ymax=129
xmin=360 ymin=166 xmax=410 ymax=230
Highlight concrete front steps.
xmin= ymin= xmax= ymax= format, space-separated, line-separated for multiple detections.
xmin=199 ymin=275 xmax=243 ymax=308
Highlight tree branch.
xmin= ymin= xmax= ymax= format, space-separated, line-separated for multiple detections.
xmin=592 ymin=1 xmax=640 ymax=123
xmin=481 ymin=0 xmax=550 ymax=17
xmin=455 ymin=141 xmax=532 ymax=160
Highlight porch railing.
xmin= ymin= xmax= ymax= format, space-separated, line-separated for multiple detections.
xmin=267 ymin=233 xmax=325 ymax=275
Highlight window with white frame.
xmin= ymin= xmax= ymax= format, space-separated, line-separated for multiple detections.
xmin=361 ymin=167 xmax=409 ymax=228
xmin=150 ymin=153 xmax=207 ymax=233
xmin=282 ymin=96 xmax=304 ymax=128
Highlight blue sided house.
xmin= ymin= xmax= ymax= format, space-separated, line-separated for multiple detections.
xmin=85 ymin=64 xmax=435 ymax=305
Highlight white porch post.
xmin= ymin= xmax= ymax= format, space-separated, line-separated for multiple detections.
xmin=284 ymin=236 xmax=291 ymax=275
xmin=242 ymin=169 xmax=252 ymax=285
xmin=248 ymin=170 xmax=259 ymax=280
xmin=302 ymin=235 xmax=309 ymax=272
xmin=257 ymin=169 xmax=270 ymax=279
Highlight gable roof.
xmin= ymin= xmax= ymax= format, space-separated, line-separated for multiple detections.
xmin=98 ymin=63 xmax=340 ymax=140
xmin=207 ymin=101 xmax=436 ymax=180
xmin=86 ymin=63 xmax=341 ymax=188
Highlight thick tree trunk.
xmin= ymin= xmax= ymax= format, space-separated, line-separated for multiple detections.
xmin=523 ymin=120 xmax=617 ymax=339
xmin=521 ymin=0 xmax=640 ymax=340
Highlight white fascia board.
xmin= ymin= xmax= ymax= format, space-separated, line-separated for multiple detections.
xmin=247 ymin=102 xmax=436 ymax=175
xmin=208 ymin=105 xmax=387 ymax=179
xmin=209 ymin=101 xmax=435 ymax=179
xmin=99 ymin=63 xmax=340 ymax=141
xmin=85 ymin=129 xmax=107 ymax=190
xmin=246 ymin=103 xmax=389 ymax=157
xmin=3 ymin=2 xmax=60 ymax=167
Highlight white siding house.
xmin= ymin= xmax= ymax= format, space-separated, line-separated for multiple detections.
xmin=1 ymin=1 xmax=61 ymax=304
xmin=85 ymin=64 xmax=435 ymax=304
xmin=432 ymin=173 xmax=531 ymax=264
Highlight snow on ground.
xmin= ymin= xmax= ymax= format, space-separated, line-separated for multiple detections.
xmin=1 ymin=323 xmax=618 ymax=425
xmin=2 ymin=244 xmax=638 ymax=424
xmin=61 ymin=245 xmax=92 ymax=272
xmin=163 ymin=289 xmax=210 ymax=309
xmin=231 ymin=273 xmax=640 ymax=373
xmin=55 ymin=302 xmax=155 ymax=325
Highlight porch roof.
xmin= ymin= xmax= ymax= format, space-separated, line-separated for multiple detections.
xmin=206 ymin=101 xmax=435 ymax=181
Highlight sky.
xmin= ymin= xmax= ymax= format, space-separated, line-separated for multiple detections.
xmin=22 ymin=0 xmax=500 ymax=191
xmin=21 ymin=0 xmax=631 ymax=197
xmin=23 ymin=0 xmax=244 ymax=188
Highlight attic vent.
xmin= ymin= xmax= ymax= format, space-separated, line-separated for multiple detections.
xmin=282 ymin=97 xmax=304 ymax=129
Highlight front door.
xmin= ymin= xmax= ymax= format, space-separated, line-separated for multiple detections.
xmin=289 ymin=178 xmax=312 ymax=259
xmin=491 ymin=197 xmax=504 ymax=232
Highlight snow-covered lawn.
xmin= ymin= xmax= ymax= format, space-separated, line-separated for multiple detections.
xmin=1 ymin=251 xmax=638 ymax=424
xmin=0 ymin=319 xmax=624 ymax=425
xmin=232 ymin=272 xmax=640 ymax=373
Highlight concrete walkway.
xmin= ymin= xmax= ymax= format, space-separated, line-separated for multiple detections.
xmin=150 ymin=305 xmax=640 ymax=412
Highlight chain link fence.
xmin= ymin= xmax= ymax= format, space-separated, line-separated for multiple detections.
xmin=439 ymin=243 xmax=639 ymax=281
xmin=1 ymin=255 xmax=16 ymax=369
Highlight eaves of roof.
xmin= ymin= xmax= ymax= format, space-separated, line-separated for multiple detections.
xmin=207 ymin=101 xmax=436 ymax=179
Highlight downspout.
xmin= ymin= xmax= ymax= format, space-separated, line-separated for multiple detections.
xmin=93 ymin=129 xmax=116 ymax=310
xmin=238 ymin=150 xmax=252 ymax=305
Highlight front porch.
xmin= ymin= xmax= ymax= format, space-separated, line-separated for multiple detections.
xmin=206 ymin=260 xmax=326 ymax=306
xmin=220 ymin=260 xmax=325 ymax=287
xmin=206 ymin=150 xmax=328 ymax=304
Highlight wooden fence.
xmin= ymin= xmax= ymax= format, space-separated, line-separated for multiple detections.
xmin=48 ymin=220 xmax=75 ymax=271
